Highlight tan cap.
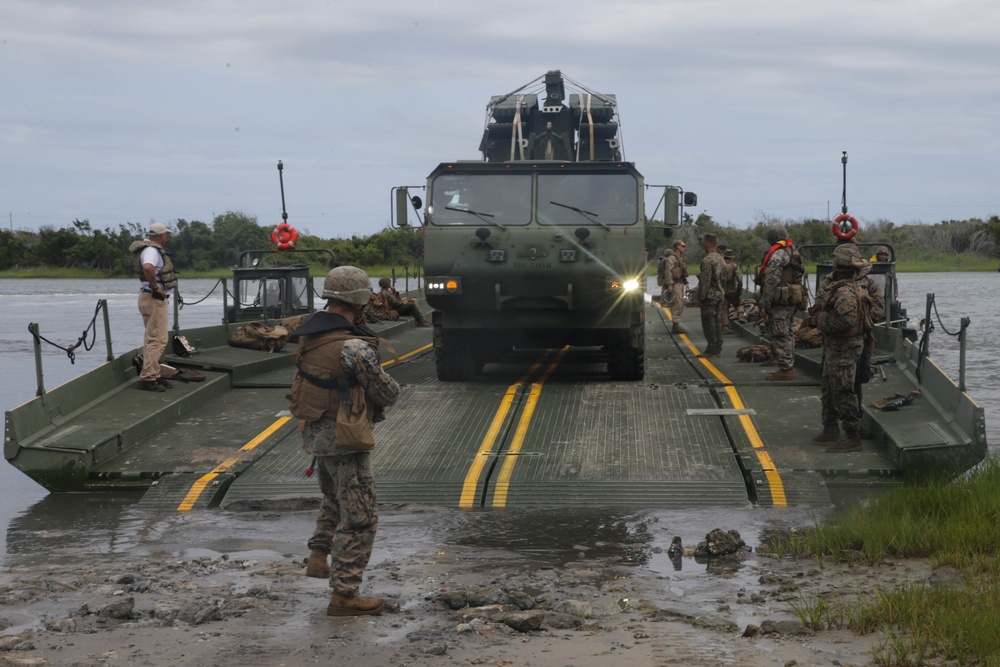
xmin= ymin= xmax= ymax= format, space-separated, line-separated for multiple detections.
xmin=148 ymin=222 xmax=169 ymax=236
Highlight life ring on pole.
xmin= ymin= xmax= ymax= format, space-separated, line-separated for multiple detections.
xmin=831 ymin=213 xmax=859 ymax=241
xmin=271 ymin=222 xmax=299 ymax=251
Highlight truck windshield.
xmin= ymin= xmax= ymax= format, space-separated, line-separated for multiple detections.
xmin=537 ymin=173 xmax=638 ymax=226
xmin=429 ymin=174 xmax=532 ymax=226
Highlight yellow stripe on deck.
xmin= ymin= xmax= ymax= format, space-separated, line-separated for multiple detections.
xmin=656 ymin=302 xmax=787 ymax=506
xmin=381 ymin=343 xmax=432 ymax=368
xmin=491 ymin=348 xmax=568 ymax=508
xmin=177 ymin=416 xmax=292 ymax=512
xmin=459 ymin=352 xmax=555 ymax=509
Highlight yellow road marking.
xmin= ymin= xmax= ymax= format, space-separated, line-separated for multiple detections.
xmin=381 ymin=343 xmax=432 ymax=367
xmin=177 ymin=416 xmax=292 ymax=512
xmin=458 ymin=353 xmax=552 ymax=508
xmin=491 ymin=348 xmax=568 ymax=508
xmin=655 ymin=302 xmax=787 ymax=506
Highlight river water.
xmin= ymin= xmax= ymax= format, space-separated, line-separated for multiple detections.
xmin=1 ymin=274 xmax=996 ymax=568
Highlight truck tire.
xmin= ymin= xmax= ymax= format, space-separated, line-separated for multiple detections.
xmin=435 ymin=329 xmax=478 ymax=381
xmin=607 ymin=330 xmax=645 ymax=381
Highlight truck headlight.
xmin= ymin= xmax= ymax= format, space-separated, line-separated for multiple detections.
xmin=608 ymin=277 xmax=642 ymax=293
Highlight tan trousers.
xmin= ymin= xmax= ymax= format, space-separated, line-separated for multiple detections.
xmin=138 ymin=292 xmax=168 ymax=381
xmin=665 ymin=281 xmax=686 ymax=322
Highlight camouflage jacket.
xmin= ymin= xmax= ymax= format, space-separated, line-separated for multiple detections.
xmin=291 ymin=312 xmax=401 ymax=457
xmin=697 ymin=251 xmax=726 ymax=303
xmin=815 ymin=278 xmax=871 ymax=339
xmin=816 ymin=275 xmax=885 ymax=323
xmin=368 ymin=294 xmax=395 ymax=320
xmin=379 ymin=287 xmax=406 ymax=310
xmin=760 ymin=246 xmax=791 ymax=310
xmin=723 ymin=259 xmax=742 ymax=293
xmin=658 ymin=252 xmax=688 ymax=287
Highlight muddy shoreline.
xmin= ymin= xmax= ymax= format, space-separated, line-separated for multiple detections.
xmin=0 ymin=503 xmax=939 ymax=667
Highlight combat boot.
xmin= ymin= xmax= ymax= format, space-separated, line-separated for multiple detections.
xmin=305 ymin=551 xmax=330 ymax=579
xmin=327 ymin=593 xmax=386 ymax=617
xmin=671 ymin=322 xmax=685 ymax=334
xmin=766 ymin=368 xmax=795 ymax=381
xmin=811 ymin=423 xmax=840 ymax=443
xmin=826 ymin=434 xmax=862 ymax=453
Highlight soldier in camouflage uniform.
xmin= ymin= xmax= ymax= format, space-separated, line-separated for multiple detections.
xmin=720 ymin=248 xmax=744 ymax=332
xmin=378 ymin=277 xmax=430 ymax=326
xmin=814 ymin=242 xmax=886 ymax=440
xmin=287 ymin=266 xmax=401 ymax=616
xmin=759 ymin=223 xmax=804 ymax=381
xmin=812 ymin=244 xmax=874 ymax=453
xmin=816 ymin=246 xmax=886 ymax=322
xmin=696 ymin=234 xmax=726 ymax=358
xmin=657 ymin=239 xmax=689 ymax=334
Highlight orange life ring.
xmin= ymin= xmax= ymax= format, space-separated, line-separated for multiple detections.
xmin=270 ymin=222 xmax=299 ymax=251
xmin=831 ymin=214 xmax=859 ymax=241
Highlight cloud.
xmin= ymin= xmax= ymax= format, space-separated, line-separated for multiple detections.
xmin=2 ymin=0 xmax=1000 ymax=235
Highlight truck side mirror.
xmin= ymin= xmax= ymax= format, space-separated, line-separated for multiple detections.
xmin=394 ymin=189 xmax=422 ymax=227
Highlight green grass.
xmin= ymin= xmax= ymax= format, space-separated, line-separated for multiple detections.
xmin=770 ymin=458 xmax=1000 ymax=666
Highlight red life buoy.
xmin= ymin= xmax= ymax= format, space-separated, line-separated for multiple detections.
xmin=270 ymin=222 xmax=299 ymax=251
xmin=831 ymin=214 xmax=859 ymax=241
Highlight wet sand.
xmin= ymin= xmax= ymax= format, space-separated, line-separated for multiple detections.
xmin=1 ymin=502 xmax=932 ymax=667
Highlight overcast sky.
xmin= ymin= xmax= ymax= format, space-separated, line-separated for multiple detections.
xmin=3 ymin=0 xmax=999 ymax=238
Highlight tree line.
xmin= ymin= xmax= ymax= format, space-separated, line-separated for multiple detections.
xmin=2 ymin=210 xmax=999 ymax=276
xmin=650 ymin=213 xmax=1000 ymax=269
xmin=0 ymin=212 xmax=423 ymax=275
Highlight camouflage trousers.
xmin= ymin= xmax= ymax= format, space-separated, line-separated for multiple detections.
xmin=820 ymin=336 xmax=864 ymax=434
xmin=700 ymin=299 xmax=723 ymax=354
xmin=663 ymin=282 xmax=686 ymax=322
xmin=765 ymin=305 xmax=796 ymax=370
xmin=308 ymin=452 xmax=379 ymax=597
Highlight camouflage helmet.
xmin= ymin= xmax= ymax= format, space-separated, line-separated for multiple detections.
xmin=322 ymin=266 xmax=372 ymax=305
xmin=766 ymin=223 xmax=788 ymax=245
xmin=832 ymin=243 xmax=868 ymax=270
xmin=723 ymin=248 xmax=736 ymax=260
xmin=875 ymin=245 xmax=890 ymax=258
xmin=378 ymin=277 xmax=391 ymax=289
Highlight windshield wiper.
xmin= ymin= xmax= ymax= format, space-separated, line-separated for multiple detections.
xmin=445 ymin=205 xmax=507 ymax=230
xmin=549 ymin=200 xmax=610 ymax=231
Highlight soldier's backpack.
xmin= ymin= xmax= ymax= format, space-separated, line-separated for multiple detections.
xmin=736 ymin=344 xmax=773 ymax=363
xmin=228 ymin=322 xmax=289 ymax=353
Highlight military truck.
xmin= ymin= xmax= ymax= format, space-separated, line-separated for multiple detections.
xmin=394 ymin=70 xmax=696 ymax=381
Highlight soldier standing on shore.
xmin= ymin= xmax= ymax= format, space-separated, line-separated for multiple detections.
xmin=287 ymin=266 xmax=401 ymax=616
